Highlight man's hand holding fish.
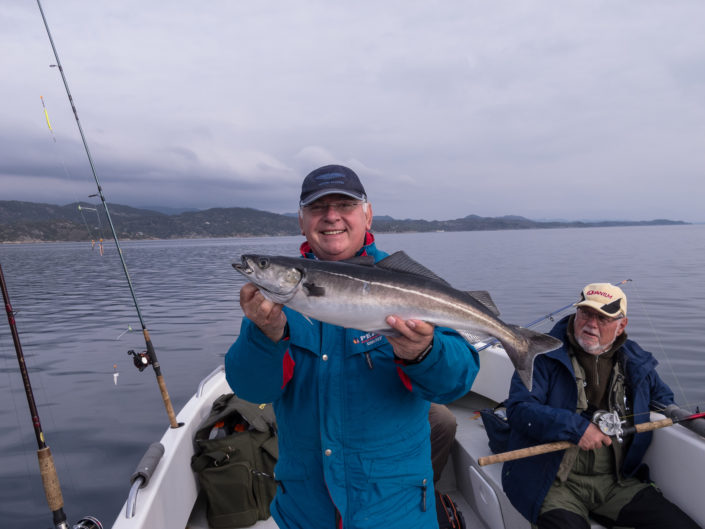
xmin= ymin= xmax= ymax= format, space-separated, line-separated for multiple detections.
xmin=239 ymin=282 xmax=286 ymax=343
xmin=385 ymin=315 xmax=435 ymax=362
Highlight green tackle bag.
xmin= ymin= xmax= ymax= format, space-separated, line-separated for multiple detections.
xmin=191 ymin=393 xmax=278 ymax=529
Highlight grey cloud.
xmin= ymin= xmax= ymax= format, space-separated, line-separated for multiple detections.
xmin=2 ymin=0 xmax=704 ymax=222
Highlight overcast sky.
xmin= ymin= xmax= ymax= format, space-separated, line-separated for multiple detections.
xmin=2 ymin=1 xmax=704 ymax=222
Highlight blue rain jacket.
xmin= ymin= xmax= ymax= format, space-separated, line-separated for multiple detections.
xmin=501 ymin=315 xmax=675 ymax=523
xmin=225 ymin=236 xmax=479 ymax=529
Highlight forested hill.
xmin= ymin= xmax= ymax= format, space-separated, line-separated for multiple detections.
xmin=0 ymin=200 xmax=688 ymax=243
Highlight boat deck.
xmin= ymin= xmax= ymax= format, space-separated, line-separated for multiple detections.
xmin=185 ymin=390 xmax=502 ymax=529
xmin=443 ymin=391 xmax=529 ymax=529
xmin=187 ymin=389 xmax=604 ymax=529
xmin=116 ymin=364 xmax=705 ymax=529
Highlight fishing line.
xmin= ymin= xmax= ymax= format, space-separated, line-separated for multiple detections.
xmin=37 ymin=0 xmax=179 ymax=428
xmin=116 ymin=325 xmax=133 ymax=340
xmin=40 ymin=95 xmax=107 ymax=251
xmin=626 ymin=281 xmax=690 ymax=408
xmin=77 ymin=204 xmax=106 ymax=255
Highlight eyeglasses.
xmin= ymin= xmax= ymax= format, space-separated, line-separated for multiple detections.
xmin=576 ymin=306 xmax=623 ymax=325
xmin=302 ymin=201 xmax=364 ymax=215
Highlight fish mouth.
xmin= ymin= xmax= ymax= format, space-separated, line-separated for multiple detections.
xmin=233 ymin=255 xmax=254 ymax=274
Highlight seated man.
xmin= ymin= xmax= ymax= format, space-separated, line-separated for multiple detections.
xmin=501 ymin=283 xmax=701 ymax=529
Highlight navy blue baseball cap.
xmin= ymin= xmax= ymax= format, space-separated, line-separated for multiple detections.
xmin=299 ymin=165 xmax=367 ymax=206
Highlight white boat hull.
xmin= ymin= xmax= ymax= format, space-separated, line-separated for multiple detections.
xmin=111 ymin=347 xmax=705 ymax=529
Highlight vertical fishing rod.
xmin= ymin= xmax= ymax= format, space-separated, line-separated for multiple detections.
xmin=36 ymin=0 xmax=179 ymax=428
xmin=1 ymin=263 xmax=102 ymax=529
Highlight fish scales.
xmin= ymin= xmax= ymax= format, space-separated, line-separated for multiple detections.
xmin=288 ymin=263 xmax=515 ymax=343
xmin=233 ymin=252 xmax=562 ymax=390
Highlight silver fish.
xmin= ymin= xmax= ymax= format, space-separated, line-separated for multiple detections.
xmin=233 ymin=251 xmax=561 ymax=390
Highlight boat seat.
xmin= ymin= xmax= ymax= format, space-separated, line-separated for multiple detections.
xmin=447 ymin=396 xmax=608 ymax=529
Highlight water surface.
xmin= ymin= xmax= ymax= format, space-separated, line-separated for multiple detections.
xmin=1 ymin=225 xmax=703 ymax=527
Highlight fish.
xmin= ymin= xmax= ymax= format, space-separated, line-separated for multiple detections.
xmin=232 ymin=251 xmax=562 ymax=390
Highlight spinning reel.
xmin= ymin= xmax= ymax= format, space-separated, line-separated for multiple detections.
xmin=127 ymin=349 xmax=152 ymax=372
xmin=592 ymin=409 xmax=628 ymax=443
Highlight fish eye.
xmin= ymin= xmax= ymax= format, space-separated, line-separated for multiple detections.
xmin=258 ymin=257 xmax=270 ymax=269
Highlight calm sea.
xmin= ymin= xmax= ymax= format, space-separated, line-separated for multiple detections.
xmin=1 ymin=225 xmax=704 ymax=528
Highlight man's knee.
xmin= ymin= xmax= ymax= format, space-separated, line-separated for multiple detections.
xmin=536 ymin=508 xmax=590 ymax=529
xmin=429 ymin=403 xmax=457 ymax=440
xmin=616 ymin=485 xmax=702 ymax=529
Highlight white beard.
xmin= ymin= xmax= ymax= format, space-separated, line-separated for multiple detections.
xmin=576 ymin=330 xmax=618 ymax=355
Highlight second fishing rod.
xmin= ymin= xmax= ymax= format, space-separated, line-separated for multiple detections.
xmin=473 ymin=279 xmax=632 ymax=353
xmin=37 ymin=0 xmax=179 ymax=429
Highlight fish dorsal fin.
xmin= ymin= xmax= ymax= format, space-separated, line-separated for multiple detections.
xmin=466 ymin=290 xmax=500 ymax=316
xmin=341 ymin=255 xmax=376 ymax=266
xmin=375 ymin=251 xmax=450 ymax=285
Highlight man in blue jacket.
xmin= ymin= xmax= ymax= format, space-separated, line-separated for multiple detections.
xmin=226 ymin=165 xmax=479 ymax=529
xmin=502 ymin=283 xmax=700 ymax=529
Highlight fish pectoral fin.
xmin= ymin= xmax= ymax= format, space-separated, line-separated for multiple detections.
xmin=465 ymin=290 xmax=500 ymax=316
xmin=303 ymin=315 xmax=314 ymax=326
xmin=375 ymin=251 xmax=451 ymax=285
xmin=303 ymin=282 xmax=325 ymax=297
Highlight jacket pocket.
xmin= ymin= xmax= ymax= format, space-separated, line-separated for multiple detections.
xmin=358 ymin=456 xmax=432 ymax=519
xmin=273 ymin=455 xmax=309 ymax=494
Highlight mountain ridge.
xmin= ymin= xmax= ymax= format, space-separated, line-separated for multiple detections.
xmin=0 ymin=200 xmax=689 ymax=243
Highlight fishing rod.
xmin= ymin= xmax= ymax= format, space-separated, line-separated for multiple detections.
xmin=36 ymin=0 xmax=179 ymax=428
xmin=474 ymin=279 xmax=632 ymax=352
xmin=1 ymin=263 xmax=102 ymax=529
xmin=477 ymin=409 xmax=705 ymax=467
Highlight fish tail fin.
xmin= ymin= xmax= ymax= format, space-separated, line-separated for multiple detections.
xmin=500 ymin=326 xmax=563 ymax=391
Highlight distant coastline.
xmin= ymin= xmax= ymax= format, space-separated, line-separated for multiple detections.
xmin=0 ymin=200 xmax=690 ymax=243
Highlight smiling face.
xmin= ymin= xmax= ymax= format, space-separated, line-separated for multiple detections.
xmin=298 ymin=194 xmax=373 ymax=261
xmin=573 ymin=306 xmax=628 ymax=355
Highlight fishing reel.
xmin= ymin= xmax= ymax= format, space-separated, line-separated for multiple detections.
xmin=592 ymin=409 xmax=627 ymax=443
xmin=68 ymin=516 xmax=102 ymax=529
xmin=127 ymin=349 xmax=152 ymax=372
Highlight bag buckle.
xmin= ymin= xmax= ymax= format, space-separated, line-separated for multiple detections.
xmin=213 ymin=453 xmax=230 ymax=467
